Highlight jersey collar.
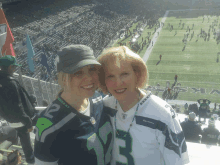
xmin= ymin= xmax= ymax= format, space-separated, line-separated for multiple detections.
xmin=57 ymin=92 xmax=92 ymax=120
xmin=116 ymin=90 xmax=151 ymax=120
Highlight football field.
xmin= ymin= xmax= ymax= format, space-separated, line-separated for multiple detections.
xmin=145 ymin=9 xmax=220 ymax=103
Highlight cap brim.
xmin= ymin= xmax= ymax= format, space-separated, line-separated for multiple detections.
xmin=12 ymin=61 xmax=22 ymax=66
xmin=62 ymin=59 xmax=101 ymax=74
xmin=14 ymin=64 xmax=22 ymax=66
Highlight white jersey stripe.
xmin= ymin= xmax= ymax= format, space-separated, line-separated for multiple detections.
xmin=40 ymin=113 xmax=76 ymax=142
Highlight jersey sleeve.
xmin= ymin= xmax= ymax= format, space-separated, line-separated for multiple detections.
xmin=156 ymin=107 xmax=190 ymax=165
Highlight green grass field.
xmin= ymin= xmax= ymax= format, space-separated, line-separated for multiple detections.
xmin=146 ymin=9 xmax=220 ymax=103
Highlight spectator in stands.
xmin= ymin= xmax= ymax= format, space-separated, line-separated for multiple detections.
xmin=97 ymin=46 xmax=189 ymax=165
xmin=180 ymin=112 xmax=202 ymax=143
xmin=42 ymin=99 xmax=49 ymax=107
xmin=214 ymin=103 xmax=217 ymax=111
xmin=198 ymin=99 xmax=211 ymax=123
xmin=201 ymin=117 xmax=220 ymax=146
xmin=0 ymin=55 xmax=36 ymax=163
xmin=184 ymin=103 xmax=188 ymax=112
xmin=34 ymin=44 xmax=113 ymax=165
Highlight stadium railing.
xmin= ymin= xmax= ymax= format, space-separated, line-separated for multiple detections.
xmin=13 ymin=69 xmax=61 ymax=107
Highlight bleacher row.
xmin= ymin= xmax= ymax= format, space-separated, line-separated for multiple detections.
xmin=7 ymin=3 xmax=136 ymax=82
xmin=2 ymin=0 xmax=164 ymax=106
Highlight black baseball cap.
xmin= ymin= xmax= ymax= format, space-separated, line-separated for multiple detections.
xmin=56 ymin=44 xmax=100 ymax=74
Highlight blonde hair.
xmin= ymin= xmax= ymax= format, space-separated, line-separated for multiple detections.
xmin=55 ymin=71 xmax=72 ymax=99
xmin=55 ymin=65 xmax=101 ymax=99
xmin=97 ymin=46 xmax=149 ymax=94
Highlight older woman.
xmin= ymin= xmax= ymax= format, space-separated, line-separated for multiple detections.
xmin=98 ymin=46 xmax=189 ymax=165
xmin=34 ymin=45 xmax=113 ymax=165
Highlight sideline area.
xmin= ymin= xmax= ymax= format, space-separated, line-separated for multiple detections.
xmin=142 ymin=10 xmax=169 ymax=62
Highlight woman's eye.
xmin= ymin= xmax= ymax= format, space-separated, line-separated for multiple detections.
xmin=90 ymin=68 xmax=97 ymax=71
xmin=107 ymin=75 xmax=114 ymax=78
xmin=74 ymin=71 xmax=82 ymax=76
xmin=122 ymin=73 xmax=128 ymax=76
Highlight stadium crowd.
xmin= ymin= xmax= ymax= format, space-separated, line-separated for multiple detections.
xmin=2 ymin=0 xmax=220 ymax=164
xmin=7 ymin=4 xmax=134 ymax=82
xmin=4 ymin=0 xmax=166 ymax=83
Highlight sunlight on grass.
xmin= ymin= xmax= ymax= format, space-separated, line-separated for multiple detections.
xmin=146 ymin=9 xmax=220 ymax=102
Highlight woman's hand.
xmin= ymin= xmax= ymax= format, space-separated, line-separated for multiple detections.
xmin=27 ymin=126 xmax=34 ymax=133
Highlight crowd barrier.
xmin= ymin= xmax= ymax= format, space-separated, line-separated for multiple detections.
xmin=13 ymin=70 xmax=61 ymax=107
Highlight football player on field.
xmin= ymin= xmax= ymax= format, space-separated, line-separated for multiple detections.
xmin=98 ymin=46 xmax=190 ymax=165
xmin=34 ymin=45 xmax=113 ymax=165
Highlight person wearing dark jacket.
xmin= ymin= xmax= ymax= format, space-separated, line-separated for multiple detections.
xmin=181 ymin=112 xmax=202 ymax=143
xmin=0 ymin=55 xmax=35 ymax=163
xmin=201 ymin=117 xmax=220 ymax=146
xmin=198 ymin=99 xmax=210 ymax=123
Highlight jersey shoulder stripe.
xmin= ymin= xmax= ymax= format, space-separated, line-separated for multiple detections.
xmin=35 ymin=99 xmax=76 ymax=143
xmin=135 ymin=115 xmax=187 ymax=158
xmin=36 ymin=113 xmax=76 ymax=143
xmin=137 ymin=93 xmax=187 ymax=159
xmin=142 ymin=94 xmax=177 ymax=119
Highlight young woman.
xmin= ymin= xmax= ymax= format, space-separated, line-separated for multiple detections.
xmin=34 ymin=45 xmax=113 ymax=165
xmin=97 ymin=46 xmax=189 ymax=165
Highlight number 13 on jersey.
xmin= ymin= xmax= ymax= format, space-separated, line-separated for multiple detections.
xmin=116 ymin=130 xmax=134 ymax=165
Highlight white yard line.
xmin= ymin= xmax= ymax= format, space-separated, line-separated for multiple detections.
xmin=142 ymin=10 xmax=169 ymax=62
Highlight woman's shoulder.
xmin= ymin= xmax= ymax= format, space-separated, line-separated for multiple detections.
xmin=39 ymin=99 xmax=74 ymax=123
xmin=141 ymin=92 xmax=175 ymax=119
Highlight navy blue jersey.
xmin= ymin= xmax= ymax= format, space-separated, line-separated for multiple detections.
xmin=34 ymin=92 xmax=113 ymax=165
xmin=201 ymin=127 xmax=220 ymax=145
xmin=180 ymin=121 xmax=202 ymax=142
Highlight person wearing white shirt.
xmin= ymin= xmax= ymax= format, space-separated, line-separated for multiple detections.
xmin=97 ymin=46 xmax=190 ymax=165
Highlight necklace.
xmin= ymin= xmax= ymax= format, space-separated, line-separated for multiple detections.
xmin=114 ymin=91 xmax=141 ymax=137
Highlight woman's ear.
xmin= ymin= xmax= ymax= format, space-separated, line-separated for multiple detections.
xmin=62 ymin=74 xmax=70 ymax=87
xmin=62 ymin=76 xmax=67 ymax=85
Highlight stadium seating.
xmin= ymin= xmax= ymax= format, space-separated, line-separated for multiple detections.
xmin=8 ymin=4 xmax=135 ymax=82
